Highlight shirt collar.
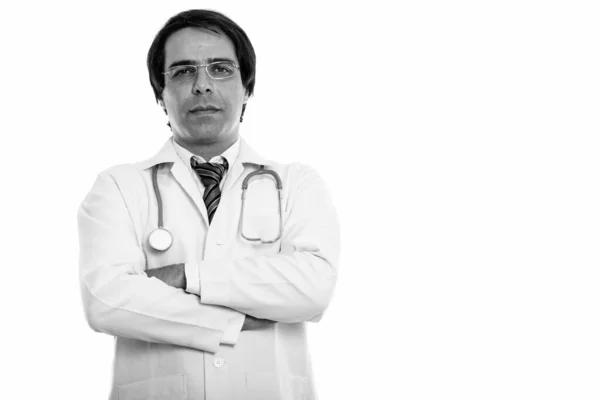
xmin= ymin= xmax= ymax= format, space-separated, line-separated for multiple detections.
xmin=138 ymin=136 xmax=273 ymax=171
xmin=172 ymin=137 xmax=241 ymax=168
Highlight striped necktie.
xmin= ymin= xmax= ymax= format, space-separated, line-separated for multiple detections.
xmin=190 ymin=157 xmax=229 ymax=224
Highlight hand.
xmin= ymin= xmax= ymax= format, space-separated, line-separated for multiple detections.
xmin=242 ymin=315 xmax=276 ymax=331
xmin=146 ymin=263 xmax=187 ymax=290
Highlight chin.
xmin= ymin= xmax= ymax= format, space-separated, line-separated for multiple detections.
xmin=173 ymin=125 xmax=218 ymax=142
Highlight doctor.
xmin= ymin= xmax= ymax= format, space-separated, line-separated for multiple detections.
xmin=77 ymin=9 xmax=340 ymax=400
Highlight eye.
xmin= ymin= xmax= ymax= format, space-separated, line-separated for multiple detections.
xmin=209 ymin=62 xmax=235 ymax=78
xmin=171 ymin=66 xmax=196 ymax=79
xmin=214 ymin=66 xmax=232 ymax=73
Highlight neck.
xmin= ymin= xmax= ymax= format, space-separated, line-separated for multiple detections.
xmin=174 ymin=135 xmax=238 ymax=160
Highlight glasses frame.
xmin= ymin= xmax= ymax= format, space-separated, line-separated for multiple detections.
xmin=162 ymin=61 xmax=240 ymax=82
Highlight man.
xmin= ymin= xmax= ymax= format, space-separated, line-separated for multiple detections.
xmin=78 ymin=9 xmax=340 ymax=400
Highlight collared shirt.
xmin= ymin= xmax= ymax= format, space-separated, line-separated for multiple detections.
xmin=172 ymin=137 xmax=241 ymax=196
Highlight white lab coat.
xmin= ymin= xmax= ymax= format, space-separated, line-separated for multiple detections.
xmin=78 ymin=137 xmax=340 ymax=400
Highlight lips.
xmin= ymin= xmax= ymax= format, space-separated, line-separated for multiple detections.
xmin=190 ymin=105 xmax=220 ymax=113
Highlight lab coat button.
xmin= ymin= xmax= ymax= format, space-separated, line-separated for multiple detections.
xmin=213 ymin=357 xmax=225 ymax=368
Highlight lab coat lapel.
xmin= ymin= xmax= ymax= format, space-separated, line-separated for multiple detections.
xmin=223 ymin=158 xmax=245 ymax=195
xmin=140 ymin=138 xmax=209 ymax=226
xmin=211 ymin=139 xmax=272 ymax=246
xmin=222 ymin=138 xmax=273 ymax=194
xmin=170 ymin=160 xmax=209 ymax=225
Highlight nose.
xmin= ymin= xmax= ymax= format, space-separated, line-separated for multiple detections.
xmin=192 ymin=66 xmax=213 ymax=95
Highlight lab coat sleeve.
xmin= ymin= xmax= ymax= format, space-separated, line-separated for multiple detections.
xmin=78 ymin=170 xmax=245 ymax=352
xmin=199 ymin=164 xmax=340 ymax=323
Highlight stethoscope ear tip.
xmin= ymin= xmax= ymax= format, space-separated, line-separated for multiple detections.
xmin=148 ymin=228 xmax=173 ymax=252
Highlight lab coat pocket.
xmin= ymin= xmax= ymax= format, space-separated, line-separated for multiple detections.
xmin=117 ymin=374 xmax=187 ymax=400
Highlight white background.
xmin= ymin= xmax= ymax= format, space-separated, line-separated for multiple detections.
xmin=1 ymin=1 xmax=599 ymax=399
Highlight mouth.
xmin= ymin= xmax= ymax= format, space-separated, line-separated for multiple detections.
xmin=189 ymin=105 xmax=220 ymax=113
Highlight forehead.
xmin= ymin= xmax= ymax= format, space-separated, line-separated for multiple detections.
xmin=164 ymin=27 xmax=238 ymax=66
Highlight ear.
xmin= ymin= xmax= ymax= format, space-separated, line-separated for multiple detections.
xmin=243 ymin=91 xmax=250 ymax=104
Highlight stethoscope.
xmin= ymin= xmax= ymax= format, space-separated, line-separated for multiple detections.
xmin=147 ymin=164 xmax=283 ymax=252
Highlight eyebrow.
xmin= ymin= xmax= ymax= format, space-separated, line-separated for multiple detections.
xmin=167 ymin=57 xmax=236 ymax=69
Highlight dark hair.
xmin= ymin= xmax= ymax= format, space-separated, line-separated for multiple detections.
xmin=147 ymin=9 xmax=256 ymax=118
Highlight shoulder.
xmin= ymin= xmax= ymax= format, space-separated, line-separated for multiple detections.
xmin=283 ymin=162 xmax=326 ymax=188
xmin=99 ymin=161 xmax=148 ymax=178
xmin=97 ymin=161 xmax=151 ymax=184
xmin=92 ymin=162 xmax=150 ymax=200
xmin=264 ymin=162 xmax=331 ymax=199
xmin=95 ymin=136 xmax=172 ymax=182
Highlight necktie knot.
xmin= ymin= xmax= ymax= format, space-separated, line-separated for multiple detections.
xmin=190 ymin=157 xmax=229 ymax=187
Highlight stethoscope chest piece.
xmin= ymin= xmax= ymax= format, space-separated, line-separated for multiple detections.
xmin=148 ymin=228 xmax=173 ymax=252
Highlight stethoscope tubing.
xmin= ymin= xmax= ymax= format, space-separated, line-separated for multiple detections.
xmin=240 ymin=166 xmax=283 ymax=244
xmin=152 ymin=164 xmax=165 ymax=229
xmin=241 ymin=165 xmax=283 ymax=190
xmin=149 ymin=164 xmax=283 ymax=251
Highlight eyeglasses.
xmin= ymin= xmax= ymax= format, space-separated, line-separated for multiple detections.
xmin=162 ymin=61 xmax=240 ymax=83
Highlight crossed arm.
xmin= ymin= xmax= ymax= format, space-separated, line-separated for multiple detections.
xmin=146 ymin=264 xmax=272 ymax=331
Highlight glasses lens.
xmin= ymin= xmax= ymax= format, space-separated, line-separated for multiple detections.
xmin=168 ymin=65 xmax=197 ymax=82
xmin=207 ymin=62 xmax=236 ymax=79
